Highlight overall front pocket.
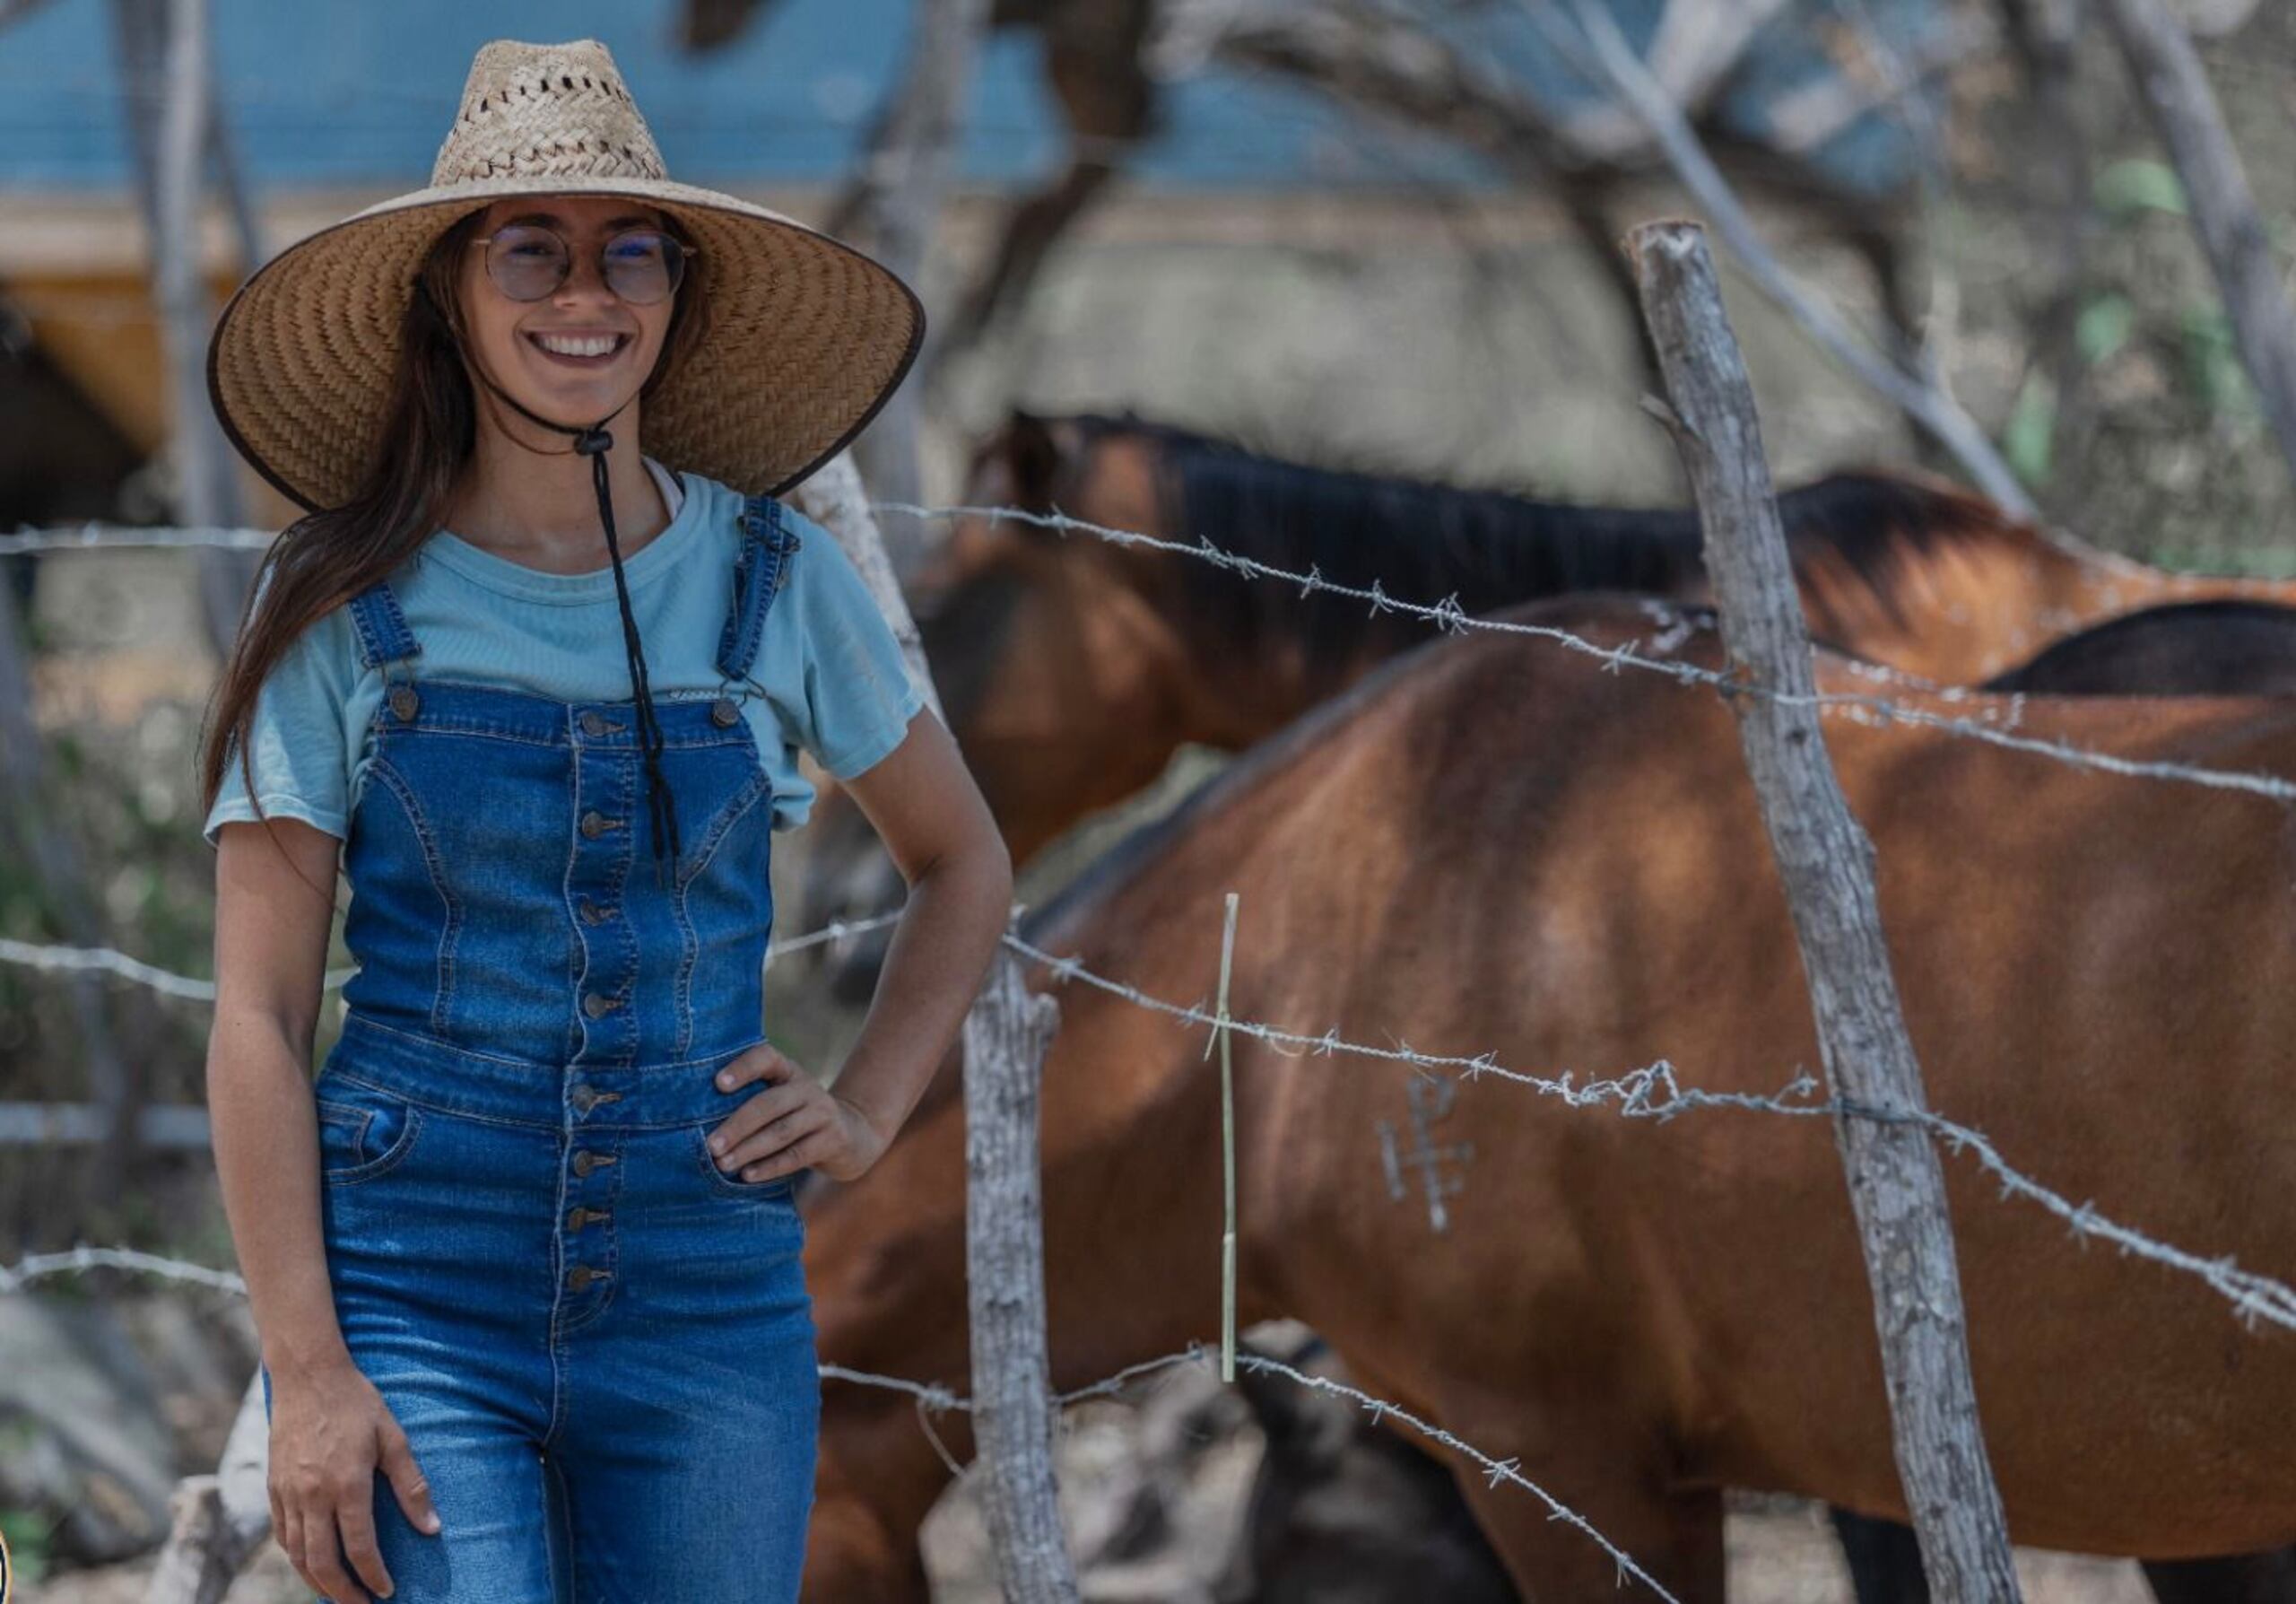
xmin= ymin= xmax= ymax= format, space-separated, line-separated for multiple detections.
xmin=313 ymin=1079 xmax=424 ymax=1186
xmin=689 ymin=1121 xmax=801 ymax=1202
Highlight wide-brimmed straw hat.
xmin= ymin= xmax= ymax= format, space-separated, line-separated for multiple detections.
xmin=206 ymin=36 xmax=925 ymax=512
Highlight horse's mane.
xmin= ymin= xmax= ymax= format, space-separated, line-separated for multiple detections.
xmin=1058 ymin=409 xmax=2029 ymax=670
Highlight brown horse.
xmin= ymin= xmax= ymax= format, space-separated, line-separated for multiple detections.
xmin=794 ymin=408 xmax=2296 ymax=992
xmin=1224 ymin=594 xmax=2296 ymax=1604
xmin=796 ymin=593 xmax=2296 ymax=1601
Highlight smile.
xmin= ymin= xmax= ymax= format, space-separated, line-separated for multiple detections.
xmin=525 ymin=331 xmax=631 ymax=362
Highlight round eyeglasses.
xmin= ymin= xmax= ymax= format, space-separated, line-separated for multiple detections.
xmin=469 ymin=223 xmax=696 ymax=305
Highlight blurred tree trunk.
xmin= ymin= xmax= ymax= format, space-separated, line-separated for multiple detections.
xmin=2100 ymin=0 xmax=2296 ymax=489
xmin=112 ymin=0 xmax=262 ymax=661
xmin=835 ymin=0 xmax=994 ymax=587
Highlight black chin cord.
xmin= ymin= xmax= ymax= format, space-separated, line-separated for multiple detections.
xmin=467 ymin=365 xmax=683 ymax=889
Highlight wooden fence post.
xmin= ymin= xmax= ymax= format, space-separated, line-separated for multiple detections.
xmin=961 ymin=927 xmax=1079 ymax=1603
xmin=1629 ymin=218 xmax=2022 ymax=1604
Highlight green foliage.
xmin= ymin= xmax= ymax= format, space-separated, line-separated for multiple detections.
xmin=2179 ymin=303 xmax=2260 ymax=422
xmin=2095 ymin=158 xmax=2187 ymax=217
xmin=0 ymin=1504 xmax=51 ymax=1582
xmin=2076 ymin=294 xmax=2136 ymax=365
xmin=2005 ymin=370 xmax=2057 ymax=488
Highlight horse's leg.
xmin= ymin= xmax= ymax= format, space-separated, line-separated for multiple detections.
xmin=2140 ymin=1549 xmax=2296 ymax=1604
xmin=1828 ymin=1507 xmax=1932 ymax=1604
xmin=1419 ymin=1384 xmax=1723 ymax=1603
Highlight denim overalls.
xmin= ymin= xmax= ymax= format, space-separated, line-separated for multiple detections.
xmin=259 ymin=494 xmax=818 ymax=1603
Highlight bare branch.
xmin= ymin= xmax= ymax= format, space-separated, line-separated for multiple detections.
xmin=2097 ymin=0 xmax=2296 ymax=491
xmin=1535 ymin=0 xmax=2036 ymax=519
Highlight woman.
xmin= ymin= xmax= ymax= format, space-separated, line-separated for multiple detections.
xmin=196 ymin=39 xmax=1013 ymax=1604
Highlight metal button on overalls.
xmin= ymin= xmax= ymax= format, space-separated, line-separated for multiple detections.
xmin=579 ymin=809 xmax=617 ymax=838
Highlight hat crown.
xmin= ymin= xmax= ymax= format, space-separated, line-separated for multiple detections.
xmin=430 ymin=39 xmax=666 ymax=189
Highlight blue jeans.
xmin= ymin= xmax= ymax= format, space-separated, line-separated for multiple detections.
xmin=263 ymin=1015 xmax=819 ymax=1602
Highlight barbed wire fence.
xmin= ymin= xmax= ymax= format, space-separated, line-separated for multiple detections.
xmin=6 ymin=236 xmax=2296 ymax=1600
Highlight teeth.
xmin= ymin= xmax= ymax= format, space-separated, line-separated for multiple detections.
xmin=534 ymin=333 xmax=622 ymax=358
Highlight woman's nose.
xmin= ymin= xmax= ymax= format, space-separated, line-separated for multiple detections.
xmin=553 ymin=244 xmax=617 ymax=304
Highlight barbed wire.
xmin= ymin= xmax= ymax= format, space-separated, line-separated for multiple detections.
xmin=0 ymin=1248 xmax=1677 ymax=1597
xmin=1000 ymin=930 xmax=2296 ymax=1335
xmin=10 ymin=897 xmax=2291 ymax=1337
xmin=869 ymin=500 xmax=2296 ymax=806
xmin=0 ymin=911 xmax=907 ymax=1003
xmin=17 ymin=514 xmax=2296 ymax=802
xmin=8 ymin=505 xmax=2294 ymax=1577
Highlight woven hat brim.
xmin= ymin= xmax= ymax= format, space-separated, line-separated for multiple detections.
xmin=207 ymin=175 xmax=926 ymax=512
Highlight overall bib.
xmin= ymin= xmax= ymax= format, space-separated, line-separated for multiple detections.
xmin=259 ymin=495 xmax=819 ymax=1603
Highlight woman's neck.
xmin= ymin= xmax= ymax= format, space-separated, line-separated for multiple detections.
xmin=444 ymin=397 xmax=673 ymax=573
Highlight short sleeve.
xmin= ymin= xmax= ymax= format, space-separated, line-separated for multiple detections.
xmin=202 ymin=588 xmax=360 ymax=850
xmin=780 ymin=510 xmax=926 ymax=780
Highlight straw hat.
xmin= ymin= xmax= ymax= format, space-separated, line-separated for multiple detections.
xmin=206 ymin=37 xmax=925 ymax=512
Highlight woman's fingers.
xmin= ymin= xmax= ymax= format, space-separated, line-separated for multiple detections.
xmin=335 ymin=1486 xmax=391 ymax=1600
xmin=375 ymin=1413 xmax=443 ymax=1537
xmin=744 ymin=1124 xmax=835 ymax=1182
xmin=714 ymin=1042 xmax=800 ymax=1092
xmin=720 ymin=1103 xmax=831 ymax=1175
xmin=305 ymin=1497 xmax=370 ymax=1603
xmin=705 ymin=1080 xmax=811 ymax=1160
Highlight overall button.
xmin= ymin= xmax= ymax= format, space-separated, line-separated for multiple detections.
xmin=579 ymin=810 xmax=622 ymax=839
xmin=570 ymin=1085 xmax=599 ymax=1113
xmin=582 ymin=990 xmax=622 ymax=1018
xmin=709 ymin=695 xmax=742 ymax=728
xmin=565 ymin=1205 xmax=608 ymax=1232
xmin=566 ymin=1265 xmax=611 ymax=1292
xmin=570 ymin=1149 xmax=617 ymax=1177
xmin=578 ymin=710 xmax=626 ymax=737
xmin=576 ymin=898 xmax=614 ymax=925
xmin=388 ymin=685 xmax=420 ymax=721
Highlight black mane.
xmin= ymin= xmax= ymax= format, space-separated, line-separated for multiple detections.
xmin=1058 ymin=410 xmax=2021 ymax=677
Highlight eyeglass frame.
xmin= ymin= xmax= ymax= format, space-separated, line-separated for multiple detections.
xmin=465 ymin=222 xmax=701 ymax=306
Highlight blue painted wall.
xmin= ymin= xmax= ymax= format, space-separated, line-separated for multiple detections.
xmin=0 ymin=0 xmax=1943 ymax=193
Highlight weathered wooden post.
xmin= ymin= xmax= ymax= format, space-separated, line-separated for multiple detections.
xmin=1629 ymin=219 xmax=2022 ymax=1603
xmin=961 ymin=928 xmax=1078 ymax=1602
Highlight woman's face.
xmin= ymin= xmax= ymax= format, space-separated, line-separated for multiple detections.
xmin=453 ymin=194 xmax=680 ymax=430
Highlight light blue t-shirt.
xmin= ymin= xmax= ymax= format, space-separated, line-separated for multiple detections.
xmin=203 ymin=464 xmax=926 ymax=850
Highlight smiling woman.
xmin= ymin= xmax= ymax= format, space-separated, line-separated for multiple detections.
xmin=195 ymin=35 xmax=1012 ymax=1604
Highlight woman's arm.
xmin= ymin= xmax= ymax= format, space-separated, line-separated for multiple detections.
xmin=209 ymin=816 xmax=350 ymax=1383
xmin=703 ymin=708 xmax=1014 ymax=1183
xmin=211 ymin=817 xmax=442 ymax=1604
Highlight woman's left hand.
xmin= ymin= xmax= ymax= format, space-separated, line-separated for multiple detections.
xmin=705 ymin=1043 xmax=889 ymax=1185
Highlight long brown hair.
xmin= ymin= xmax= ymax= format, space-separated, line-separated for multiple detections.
xmin=196 ymin=204 xmax=710 ymax=900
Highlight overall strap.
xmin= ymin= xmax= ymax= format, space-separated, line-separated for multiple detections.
xmin=716 ymin=493 xmax=803 ymax=683
xmin=346 ymin=580 xmax=421 ymax=673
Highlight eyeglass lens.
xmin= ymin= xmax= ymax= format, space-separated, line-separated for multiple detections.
xmin=484 ymin=225 xmax=687 ymax=305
